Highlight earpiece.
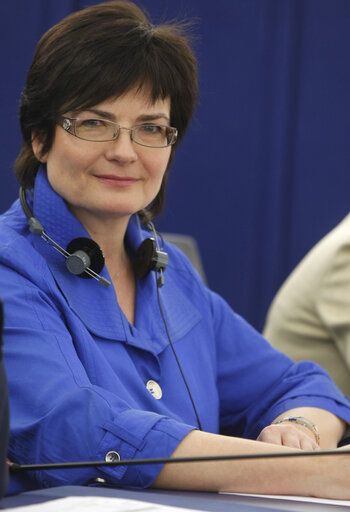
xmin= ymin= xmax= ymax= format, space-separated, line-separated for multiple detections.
xmin=19 ymin=188 xmax=168 ymax=287
xmin=65 ymin=238 xmax=105 ymax=277
xmin=133 ymin=236 xmax=168 ymax=283
xmin=133 ymin=221 xmax=168 ymax=287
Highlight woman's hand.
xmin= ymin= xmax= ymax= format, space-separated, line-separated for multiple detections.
xmin=256 ymin=422 xmax=320 ymax=451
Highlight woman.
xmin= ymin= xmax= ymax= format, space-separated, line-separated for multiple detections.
xmin=1 ymin=0 xmax=350 ymax=499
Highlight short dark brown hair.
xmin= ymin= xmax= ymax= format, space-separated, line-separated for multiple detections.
xmin=15 ymin=0 xmax=198 ymax=221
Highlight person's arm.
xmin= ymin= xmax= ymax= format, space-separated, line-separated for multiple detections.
xmin=152 ymin=429 xmax=350 ymax=498
xmin=208 ymin=288 xmax=350 ymax=443
xmin=152 ymin=429 xmax=350 ymax=499
xmin=262 ymin=222 xmax=350 ymax=397
xmin=317 ymin=242 xmax=350 ymax=370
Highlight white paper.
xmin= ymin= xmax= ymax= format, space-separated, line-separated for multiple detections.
xmin=9 ymin=495 xmax=198 ymax=512
xmin=225 ymin=491 xmax=350 ymax=507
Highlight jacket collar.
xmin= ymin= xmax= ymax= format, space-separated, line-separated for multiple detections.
xmin=30 ymin=168 xmax=201 ymax=353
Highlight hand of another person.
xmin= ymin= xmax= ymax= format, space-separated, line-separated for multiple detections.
xmin=256 ymin=422 xmax=320 ymax=451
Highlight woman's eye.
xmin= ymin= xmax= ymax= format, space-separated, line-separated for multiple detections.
xmin=141 ymin=125 xmax=162 ymax=134
xmin=79 ymin=119 xmax=103 ymax=128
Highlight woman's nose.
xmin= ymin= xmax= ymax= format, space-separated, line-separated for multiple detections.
xmin=104 ymin=127 xmax=138 ymax=163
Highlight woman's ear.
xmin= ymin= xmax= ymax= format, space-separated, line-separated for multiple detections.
xmin=31 ymin=133 xmax=47 ymax=163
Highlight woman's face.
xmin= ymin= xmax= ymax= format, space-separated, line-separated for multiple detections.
xmin=32 ymin=87 xmax=172 ymax=225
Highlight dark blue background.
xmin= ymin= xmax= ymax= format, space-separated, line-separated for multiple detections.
xmin=1 ymin=0 xmax=350 ymax=331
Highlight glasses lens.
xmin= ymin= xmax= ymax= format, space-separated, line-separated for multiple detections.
xmin=133 ymin=125 xmax=175 ymax=147
xmin=74 ymin=119 xmax=116 ymax=141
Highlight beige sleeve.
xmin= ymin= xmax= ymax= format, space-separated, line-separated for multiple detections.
xmin=263 ymin=237 xmax=350 ymax=395
xmin=317 ymin=242 xmax=350 ymax=370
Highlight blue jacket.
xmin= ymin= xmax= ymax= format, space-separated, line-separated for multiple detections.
xmin=2 ymin=169 xmax=350 ymax=494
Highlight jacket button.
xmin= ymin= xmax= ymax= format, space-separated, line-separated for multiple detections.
xmin=146 ymin=380 xmax=162 ymax=399
xmin=105 ymin=451 xmax=120 ymax=462
xmin=91 ymin=477 xmax=107 ymax=484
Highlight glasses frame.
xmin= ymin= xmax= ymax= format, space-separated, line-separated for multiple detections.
xmin=58 ymin=117 xmax=178 ymax=148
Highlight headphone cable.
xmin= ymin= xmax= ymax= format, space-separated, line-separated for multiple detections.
xmin=156 ymin=275 xmax=203 ymax=431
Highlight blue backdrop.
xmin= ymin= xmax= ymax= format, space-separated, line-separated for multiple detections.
xmin=1 ymin=0 xmax=350 ymax=332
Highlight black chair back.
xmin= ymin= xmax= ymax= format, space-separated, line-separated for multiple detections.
xmin=0 ymin=301 xmax=9 ymax=497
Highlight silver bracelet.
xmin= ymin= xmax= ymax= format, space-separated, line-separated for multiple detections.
xmin=272 ymin=416 xmax=320 ymax=445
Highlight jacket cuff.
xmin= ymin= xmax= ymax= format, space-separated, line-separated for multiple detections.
xmin=97 ymin=413 xmax=195 ymax=487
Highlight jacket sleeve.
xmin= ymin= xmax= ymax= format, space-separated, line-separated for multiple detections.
xmin=0 ymin=247 xmax=193 ymax=493
xmin=208 ymin=289 xmax=350 ymax=439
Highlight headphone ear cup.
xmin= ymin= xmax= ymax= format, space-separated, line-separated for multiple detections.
xmin=66 ymin=238 xmax=105 ymax=277
xmin=133 ymin=238 xmax=157 ymax=279
xmin=133 ymin=238 xmax=169 ymax=279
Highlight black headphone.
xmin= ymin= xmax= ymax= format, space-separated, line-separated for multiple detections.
xmin=19 ymin=187 xmax=168 ymax=288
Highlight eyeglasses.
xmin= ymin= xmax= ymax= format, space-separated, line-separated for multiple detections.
xmin=58 ymin=117 xmax=178 ymax=148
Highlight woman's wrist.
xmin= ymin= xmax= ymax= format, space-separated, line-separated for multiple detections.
xmin=272 ymin=416 xmax=320 ymax=445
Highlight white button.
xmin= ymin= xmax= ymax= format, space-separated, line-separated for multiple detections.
xmin=105 ymin=451 xmax=120 ymax=462
xmin=146 ymin=380 xmax=162 ymax=399
xmin=91 ymin=477 xmax=107 ymax=484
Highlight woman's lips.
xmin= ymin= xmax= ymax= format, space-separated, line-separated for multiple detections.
xmin=95 ymin=174 xmax=139 ymax=187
